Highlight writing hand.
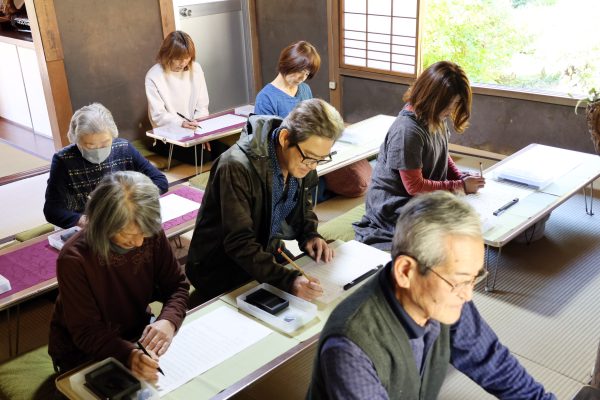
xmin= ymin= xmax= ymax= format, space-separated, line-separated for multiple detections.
xmin=182 ymin=120 xmax=199 ymax=129
xmin=292 ymin=275 xmax=323 ymax=301
xmin=129 ymin=348 xmax=159 ymax=382
xmin=462 ymin=175 xmax=486 ymax=194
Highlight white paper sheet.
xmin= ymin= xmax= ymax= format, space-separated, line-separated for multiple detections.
xmin=159 ymin=194 xmax=200 ymax=223
xmin=494 ymin=145 xmax=582 ymax=189
xmin=196 ymin=114 xmax=247 ymax=134
xmin=153 ymin=125 xmax=195 ymax=141
xmin=155 ymin=306 xmax=272 ymax=396
xmin=301 ymin=240 xmax=391 ymax=304
xmin=461 ymin=179 xmax=535 ymax=232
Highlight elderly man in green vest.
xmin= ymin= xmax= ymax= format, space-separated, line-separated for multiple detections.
xmin=307 ymin=191 xmax=555 ymax=400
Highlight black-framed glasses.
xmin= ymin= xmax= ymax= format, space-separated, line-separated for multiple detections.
xmin=294 ymin=144 xmax=336 ymax=166
xmin=400 ymin=253 xmax=487 ymax=294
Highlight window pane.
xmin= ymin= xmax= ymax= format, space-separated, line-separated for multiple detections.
xmin=392 ymin=63 xmax=415 ymax=73
xmin=368 ymin=33 xmax=391 ymax=43
xmin=392 ymin=36 xmax=415 ymax=46
xmin=421 ymin=0 xmax=600 ymax=97
xmin=346 ymin=56 xmax=367 ymax=66
xmin=345 ymin=12 xmax=367 ymax=31
xmin=392 ymin=17 xmax=416 ymax=37
xmin=346 ymin=48 xmax=367 ymax=58
xmin=368 ymin=60 xmax=391 ymax=70
xmin=346 ymin=30 xmax=367 ymax=40
xmin=368 ymin=50 xmax=390 ymax=62
xmin=368 ymin=0 xmax=392 ymax=15
xmin=345 ymin=0 xmax=366 ymax=13
xmin=392 ymin=44 xmax=414 ymax=55
xmin=369 ymin=42 xmax=391 ymax=52
xmin=368 ymin=15 xmax=391 ymax=34
xmin=345 ymin=39 xmax=366 ymax=49
xmin=392 ymin=54 xmax=415 ymax=64
xmin=392 ymin=0 xmax=417 ymax=17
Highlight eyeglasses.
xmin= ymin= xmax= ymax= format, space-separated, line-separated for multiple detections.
xmin=294 ymin=144 xmax=336 ymax=166
xmin=426 ymin=267 xmax=488 ymax=293
xmin=400 ymin=253 xmax=487 ymax=294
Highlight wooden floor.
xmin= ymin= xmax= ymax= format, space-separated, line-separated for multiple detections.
xmin=0 ymin=118 xmax=55 ymax=161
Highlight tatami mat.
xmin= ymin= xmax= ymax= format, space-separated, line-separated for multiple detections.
xmin=0 ymin=141 xmax=49 ymax=179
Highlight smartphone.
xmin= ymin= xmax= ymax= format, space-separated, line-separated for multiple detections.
xmin=245 ymin=288 xmax=289 ymax=315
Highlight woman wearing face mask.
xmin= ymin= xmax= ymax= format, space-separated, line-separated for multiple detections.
xmin=145 ymin=30 xmax=212 ymax=153
xmin=43 ymin=103 xmax=168 ymax=229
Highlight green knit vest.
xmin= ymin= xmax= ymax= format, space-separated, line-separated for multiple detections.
xmin=307 ymin=274 xmax=450 ymax=400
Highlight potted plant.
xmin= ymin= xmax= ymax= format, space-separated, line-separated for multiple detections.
xmin=575 ymin=88 xmax=600 ymax=154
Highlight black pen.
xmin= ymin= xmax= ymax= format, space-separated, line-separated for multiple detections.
xmin=177 ymin=112 xmax=202 ymax=129
xmin=493 ymin=198 xmax=519 ymax=216
xmin=343 ymin=264 xmax=384 ymax=290
xmin=136 ymin=341 xmax=165 ymax=376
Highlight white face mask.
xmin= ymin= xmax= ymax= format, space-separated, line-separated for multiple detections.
xmin=79 ymin=145 xmax=111 ymax=164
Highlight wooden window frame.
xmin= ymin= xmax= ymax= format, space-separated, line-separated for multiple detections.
xmin=334 ymin=0 xmax=580 ymax=108
xmin=339 ymin=0 xmax=421 ymax=79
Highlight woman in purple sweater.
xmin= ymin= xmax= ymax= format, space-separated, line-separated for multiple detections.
xmin=48 ymin=171 xmax=189 ymax=381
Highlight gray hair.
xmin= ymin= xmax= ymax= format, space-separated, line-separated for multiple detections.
xmin=84 ymin=171 xmax=162 ymax=263
xmin=391 ymin=191 xmax=482 ymax=274
xmin=67 ymin=103 xmax=119 ymax=144
xmin=282 ymin=98 xmax=344 ymax=145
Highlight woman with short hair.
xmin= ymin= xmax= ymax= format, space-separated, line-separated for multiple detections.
xmin=255 ymin=41 xmax=371 ymax=199
xmin=145 ymin=30 xmax=209 ymax=130
xmin=353 ymin=61 xmax=486 ymax=250
xmin=43 ymin=103 xmax=168 ymax=229
xmin=254 ymin=40 xmax=321 ymax=117
xmin=49 ymin=171 xmax=189 ymax=380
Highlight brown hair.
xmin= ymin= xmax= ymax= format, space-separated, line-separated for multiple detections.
xmin=277 ymin=41 xmax=321 ymax=79
xmin=157 ymin=31 xmax=196 ymax=72
xmin=403 ymin=61 xmax=472 ymax=133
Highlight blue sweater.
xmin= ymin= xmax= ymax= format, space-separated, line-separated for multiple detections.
xmin=44 ymin=138 xmax=168 ymax=228
xmin=254 ymin=82 xmax=313 ymax=118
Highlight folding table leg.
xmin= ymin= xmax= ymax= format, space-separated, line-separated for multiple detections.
xmin=194 ymin=145 xmax=199 ymax=176
xmin=584 ymin=181 xmax=595 ymax=216
xmin=200 ymin=143 xmax=204 ymax=175
xmin=485 ymin=245 xmax=502 ymax=292
xmin=167 ymin=144 xmax=174 ymax=171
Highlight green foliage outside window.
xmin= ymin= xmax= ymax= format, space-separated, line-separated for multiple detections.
xmin=420 ymin=0 xmax=600 ymax=96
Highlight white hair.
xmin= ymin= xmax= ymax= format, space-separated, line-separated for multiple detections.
xmin=391 ymin=191 xmax=482 ymax=273
xmin=67 ymin=103 xmax=118 ymax=144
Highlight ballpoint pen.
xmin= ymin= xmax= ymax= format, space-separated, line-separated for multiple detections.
xmin=176 ymin=112 xmax=202 ymax=129
xmin=343 ymin=264 xmax=384 ymax=290
xmin=493 ymin=198 xmax=519 ymax=216
xmin=136 ymin=341 xmax=165 ymax=376
xmin=479 ymin=161 xmax=484 ymax=177
xmin=277 ymin=248 xmax=310 ymax=279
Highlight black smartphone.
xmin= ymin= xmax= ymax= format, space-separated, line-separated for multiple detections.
xmin=245 ymin=288 xmax=289 ymax=315
xmin=84 ymin=360 xmax=141 ymax=400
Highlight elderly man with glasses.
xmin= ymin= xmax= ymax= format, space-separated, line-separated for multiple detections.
xmin=186 ymin=99 xmax=344 ymax=304
xmin=307 ymin=191 xmax=555 ymax=400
